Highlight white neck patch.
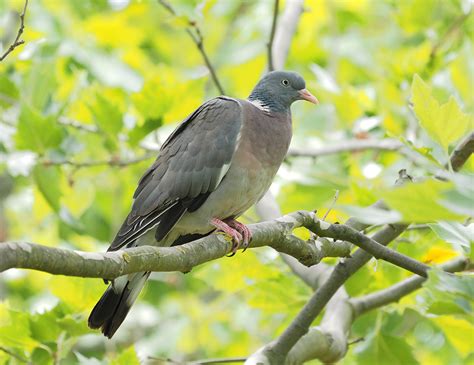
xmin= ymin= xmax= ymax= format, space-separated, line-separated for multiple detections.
xmin=250 ymin=99 xmax=271 ymax=112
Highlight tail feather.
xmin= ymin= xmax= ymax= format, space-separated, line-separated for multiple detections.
xmin=88 ymin=272 xmax=150 ymax=338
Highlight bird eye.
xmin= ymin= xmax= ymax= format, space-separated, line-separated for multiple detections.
xmin=281 ymin=79 xmax=290 ymax=87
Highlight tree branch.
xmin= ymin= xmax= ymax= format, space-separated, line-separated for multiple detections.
xmin=0 ymin=211 xmax=352 ymax=278
xmin=307 ymin=219 xmax=429 ymax=277
xmin=255 ymin=222 xmax=408 ymax=364
xmin=0 ymin=209 xmax=430 ymax=280
xmin=448 ymin=131 xmax=474 ymax=172
xmin=288 ymin=138 xmax=403 ymax=158
xmin=0 ymin=0 xmax=28 ymax=62
xmin=248 ymin=131 xmax=474 ymax=363
xmin=58 ymin=116 xmax=99 ymax=133
xmin=267 ymin=0 xmax=280 ymax=71
xmin=157 ymin=0 xmax=225 ymax=94
xmin=271 ymin=0 xmax=304 ymax=71
xmin=350 ymin=256 xmax=470 ymax=316
xmin=40 ymin=153 xmax=155 ymax=169
xmin=429 ymin=9 xmax=472 ymax=63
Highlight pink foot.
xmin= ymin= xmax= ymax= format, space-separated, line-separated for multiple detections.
xmin=224 ymin=219 xmax=252 ymax=252
xmin=211 ymin=218 xmax=251 ymax=256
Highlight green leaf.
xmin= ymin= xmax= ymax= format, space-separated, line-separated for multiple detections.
xmin=110 ymin=347 xmax=140 ymax=365
xmin=0 ymin=74 xmax=19 ymax=108
xmin=128 ymin=117 xmax=162 ymax=146
xmin=411 ymin=75 xmax=472 ymax=152
xmin=89 ymin=93 xmax=123 ymax=150
xmin=338 ymin=205 xmax=402 ymax=225
xmin=422 ymin=269 xmax=473 ymax=317
xmin=0 ymin=302 xmax=38 ymax=352
xmin=429 ymin=222 xmax=473 ymax=250
xmin=50 ymin=276 xmax=105 ymax=313
xmin=23 ymin=61 xmax=58 ymax=112
xmin=132 ymin=76 xmax=173 ymax=120
xmin=33 ymin=165 xmax=62 ymax=212
xmin=380 ymin=179 xmax=464 ymax=223
xmin=31 ymin=347 xmax=53 ymax=365
xmin=356 ymin=332 xmax=419 ymax=365
xmin=441 ymin=188 xmax=474 ymax=217
xmin=15 ymin=104 xmax=65 ymax=153
xmin=75 ymin=352 xmax=104 ymax=365
xmin=194 ymin=250 xmax=280 ymax=293
xmin=398 ymin=136 xmax=441 ymax=166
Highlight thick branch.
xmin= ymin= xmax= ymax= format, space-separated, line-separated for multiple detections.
xmin=261 ymin=223 xmax=408 ymax=363
xmin=158 ymin=0 xmax=225 ymax=94
xmin=267 ymin=0 xmax=280 ymax=71
xmin=288 ymin=139 xmax=403 ymax=158
xmin=0 ymin=212 xmax=351 ymax=278
xmin=251 ymin=131 xmax=473 ymax=363
xmin=0 ymin=0 xmax=28 ymax=62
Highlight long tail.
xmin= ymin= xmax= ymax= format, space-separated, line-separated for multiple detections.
xmin=88 ymin=271 xmax=150 ymax=338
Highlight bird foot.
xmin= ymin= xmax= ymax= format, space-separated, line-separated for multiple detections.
xmin=224 ymin=219 xmax=252 ymax=252
xmin=210 ymin=218 xmax=252 ymax=256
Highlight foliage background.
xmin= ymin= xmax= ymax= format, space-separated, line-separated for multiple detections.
xmin=0 ymin=0 xmax=472 ymax=364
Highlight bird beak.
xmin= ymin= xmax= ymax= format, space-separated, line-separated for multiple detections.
xmin=298 ymin=89 xmax=319 ymax=104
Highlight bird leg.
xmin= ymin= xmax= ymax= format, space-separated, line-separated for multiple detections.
xmin=211 ymin=218 xmax=251 ymax=256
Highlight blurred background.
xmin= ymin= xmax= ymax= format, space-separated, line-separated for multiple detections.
xmin=0 ymin=0 xmax=472 ymax=364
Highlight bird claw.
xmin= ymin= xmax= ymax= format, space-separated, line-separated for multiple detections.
xmin=210 ymin=218 xmax=252 ymax=256
xmin=226 ymin=219 xmax=252 ymax=252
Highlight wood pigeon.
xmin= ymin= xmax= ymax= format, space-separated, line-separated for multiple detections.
xmin=88 ymin=70 xmax=318 ymax=338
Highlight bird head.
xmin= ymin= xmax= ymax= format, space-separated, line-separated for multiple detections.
xmin=248 ymin=70 xmax=318 ymax=112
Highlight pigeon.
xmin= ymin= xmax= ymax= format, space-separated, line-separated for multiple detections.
xmin=88 ymin=70 xmax=318 ymax=338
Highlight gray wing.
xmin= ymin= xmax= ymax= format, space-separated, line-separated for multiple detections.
xmin=108 ymin=97 xmax=242 ymax=251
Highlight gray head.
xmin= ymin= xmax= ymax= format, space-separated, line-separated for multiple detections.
xmin=248 ymin=71 xmax=318 ymax=112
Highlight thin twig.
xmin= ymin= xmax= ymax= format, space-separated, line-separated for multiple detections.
xmin=157 ymin=0 xmax=225 ymax=94
xmin=322 ymin=190 xmax=339 ymax=221
xmin=430 ymin=10 xmax=472 ymax=63
xmin=58 ymin=117 xmax=99 ymax=133
xmin=189 ymin=357 xmax=247 ymax=364
xmin=350 ymin=256 xmax=469 ymax=316
xmin=0 ymin=346 xmax=28 ymax=363
xmin=40 ymin=153 xmax=154 ymax=169
xmin=288 ymin=139 xmax=403 ymax=158
xmin=348 ymin=337 xmax=364 ymax=346
xmin=0 ymin=0 xmax=28 ymax=62
xmin=267 ymin=0 xmax=280 ymax=71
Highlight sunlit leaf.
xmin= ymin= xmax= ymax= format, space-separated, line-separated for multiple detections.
xmin=411 ymin=75 xmax=472 ymax=152
xmin=0 ymin=74 xmax=18 ymax=108
xmin=429 ymin=222 xmax=473 ymax=250
xmin=355 ymin=331 xmax=419 ymax=365
xmin=0 ymin=302 xmax=38 ymax=352
xmin=15 ymin=104 xmax=65 ymax=153
xmin=380 ymin=179 xmax=464 ymax=222
xmin=421 ymin=269 xmax=473 ymax=317
xmin=110 ymin=346 xmax=140 ymax=365
xmin=33 ymin=165 xmax=62 ymax=212
xmin=338 ymin=204 xmax=402 ymax=224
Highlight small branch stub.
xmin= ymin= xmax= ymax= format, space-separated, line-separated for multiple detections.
xmin=0 ymin=0 xmax=29 ymax=62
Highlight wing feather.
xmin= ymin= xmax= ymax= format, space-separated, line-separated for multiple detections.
xmin=108 ymin=97 xmax=242 ymax=251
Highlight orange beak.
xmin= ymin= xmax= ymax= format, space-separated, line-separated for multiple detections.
xmin=298 ymin=88 xmax=319 ymax=104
